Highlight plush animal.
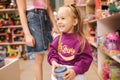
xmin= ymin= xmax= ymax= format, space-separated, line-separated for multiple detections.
xmin=7 ymin=45 xmax=19 ymax=56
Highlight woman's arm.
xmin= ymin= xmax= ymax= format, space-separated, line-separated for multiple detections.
xmin=46 ymin=0 xmax=58 ymax=33
xmin=16 ymin=0 xmax=35 ymax=47
xmin=16 ymin=0 xmax=31 ymax=35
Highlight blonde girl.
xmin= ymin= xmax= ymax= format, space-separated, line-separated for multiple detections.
xmin=47 ymin=4 xmax=93 ymax=80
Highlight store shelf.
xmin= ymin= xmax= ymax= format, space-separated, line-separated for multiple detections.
xmin=99 ymin=48 xmax=120 ymax=64
xmin=0 ymin=33 xmax=6 ymax=35
xmin=0 ymin=25 xmax=22 ymax=28
xmin=0 ymin=2 xmax=25 ymax=58
xmin=88 ymin=19 xmax=97 ymax=24
xmin=112 ymin=55 xmax=120 ymax=63
xmin=0 ymin=42 xmax=25 ymax=45
xmin=97 ymin=10 xmax=120 ymax=78
xmin=87 ymin=37 xmax=97 ymax=48
xmin=89 ymin=41 xmax=97 ymax=48
xmin=13 ymin=33 xmax=24 ymax=37
xmin=0 ymin=9 xmax=18 ymax=12
xmin=98 ymin=13 xmax=120 ymax=21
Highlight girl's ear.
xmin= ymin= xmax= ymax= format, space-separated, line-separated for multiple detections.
xmin=73 ymin=18 xmax=78 ymax=26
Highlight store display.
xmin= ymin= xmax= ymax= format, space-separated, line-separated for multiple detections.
xmin=84 ymin=0 xmax=120 ymax=80
xmin=0 ymin=0 xmax=26 ymax=60
xmin=97 ymin=13 xmax=120 ymax=80
xmin=84 ymin=0 xmax=98 ymax=64
xmin=103 ymin=58 xmax=120 ymax=80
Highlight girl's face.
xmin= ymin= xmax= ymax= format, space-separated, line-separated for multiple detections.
xmin=57 ymin=7 xmax=77 ymax=33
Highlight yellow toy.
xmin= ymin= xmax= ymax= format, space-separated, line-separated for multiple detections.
xmin=7 ymin=45 xmax=19 ymax=57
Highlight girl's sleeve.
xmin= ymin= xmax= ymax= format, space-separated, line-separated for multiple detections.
xmin=73 ymin=41 xmax=93 ymax=75
xmin=47 ymin=37 xmax=59 ymax=65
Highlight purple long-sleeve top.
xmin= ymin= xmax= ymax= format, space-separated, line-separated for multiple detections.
xmin=47 ymin=33 xmax=93 ymax=75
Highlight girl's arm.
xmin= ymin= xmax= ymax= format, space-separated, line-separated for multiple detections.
xmin=47 ymin=37 xmax=59 ymax=65
xmin=73 ymin=41 xmax=93 ymax=75
xmin=47 ymin=45 xmax=59 ymax=65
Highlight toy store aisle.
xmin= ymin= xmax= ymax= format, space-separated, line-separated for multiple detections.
xmin=19 ymin=53 xmax=101 ymax=80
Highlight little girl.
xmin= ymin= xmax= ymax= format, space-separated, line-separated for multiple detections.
xmin=47 ymin=4 xmax=93 ymax=80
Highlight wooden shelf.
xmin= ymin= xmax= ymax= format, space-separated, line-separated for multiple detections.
xmin=0 ymin=25 xmax=22 ymax=28
xmin=89 ymin=41 xmax=97 ymax=48
xmin=98 ymin=13 xmax=120 ymax=21
xmin=87 ymin=37 xmax=97 ymax=48
xmin=86 ymin=0 xmax=120 ymax=80
xmin=0 ymin=3 xmax=26 ymax=59
xmin=97 ymin=11 xmax=120 ymax=78
xmin=0 ymin=42 xmax=26 ymax=45
xmin=88 ymin=19 xmax=97 ymax=23
xmin=13 ymin=34 xmax=24 ymax=37
xmin=0 ymin=33 xmax=6 ymax=35
xmin=112 ymin=55 xmax=120 ymax=63
xmin=0 ymin=9 xmax=18 ymax=12
xmin=99 ymin=48 xmax=120 ymax=64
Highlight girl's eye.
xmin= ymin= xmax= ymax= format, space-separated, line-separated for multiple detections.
xmin=56 ymin=17 xmax=65 ymax=20
xmin=57 ymin=18 xmax=59 ymax=20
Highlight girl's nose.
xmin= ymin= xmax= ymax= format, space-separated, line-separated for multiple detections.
xmin=57 ymin=20 xmax=61 ymax=24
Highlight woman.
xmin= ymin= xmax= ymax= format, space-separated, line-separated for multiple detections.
xmin=16 ymin=0 xmax=57 ymax=80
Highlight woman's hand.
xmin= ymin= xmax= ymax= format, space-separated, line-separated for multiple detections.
xmin=63 ymin=68 xmax=76 ymax=80
xmin=51 ymin=60 xmax=60 ymax=77
xmin=52 ymin=23 xmax=60 ymax=34
xmin=51 ymin=24 xmax=60 ymax=39
xmin=25 ymin=34 xmax=35 ymax=47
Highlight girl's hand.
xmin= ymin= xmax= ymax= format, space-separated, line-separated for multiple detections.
xmin=63 ymin=68 xmax=76 ymax=80
xmin=25 ymin=34 xmax=35 ymax=47
xmin=51 ymin=61 xmax=60 ymax=77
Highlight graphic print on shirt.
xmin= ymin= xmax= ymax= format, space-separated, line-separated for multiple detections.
xmin=58 ymin=42 xmax=75 ymax=61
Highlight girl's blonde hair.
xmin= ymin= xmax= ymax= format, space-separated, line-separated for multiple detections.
xmin=58 ymin=4 xmax=87 ymax=54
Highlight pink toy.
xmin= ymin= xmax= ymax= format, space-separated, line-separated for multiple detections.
xmin=103 ymin=63 xmax=110 ymax=80
xmin=105 ymin=33 xmax=119 ymax=50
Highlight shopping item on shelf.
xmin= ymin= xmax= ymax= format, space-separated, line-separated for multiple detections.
xmin=105 ymin=33 xmax=120 ymax=50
